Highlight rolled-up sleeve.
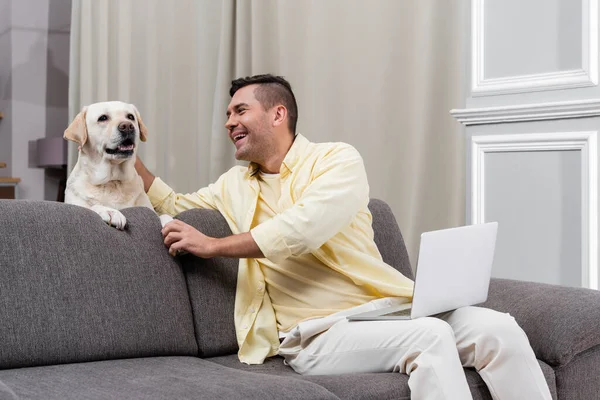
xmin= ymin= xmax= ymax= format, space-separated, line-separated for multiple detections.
xmin=250 ymin=145 xmax=369 ymax=264
xmin=147 ymin=177 xmax=218 ymax=216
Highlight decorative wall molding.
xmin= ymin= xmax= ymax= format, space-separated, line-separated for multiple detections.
xmin=451 ymin=99 xmax=600 ymax=125
xmin=471 ymin=131 xmax=598 ymax=289
xmin=471 ymin=0 xmax=599 ymax=96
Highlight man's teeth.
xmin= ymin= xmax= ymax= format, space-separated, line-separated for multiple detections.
xmin=234 ymin=134 xmax=247 ymax=142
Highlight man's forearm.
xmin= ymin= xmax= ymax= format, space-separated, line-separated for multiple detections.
xmin=135 ymin=156 xmax=156 ymax=193
xmin=210 ymin=232 xmax=264 ymax=259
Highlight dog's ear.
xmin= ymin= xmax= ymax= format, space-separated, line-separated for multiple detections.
xmin=134 ymin=106 xmax=148 ymax=142
xmin=64 ymin=107 xmax=88 ymax=146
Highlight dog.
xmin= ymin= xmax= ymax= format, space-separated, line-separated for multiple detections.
xmin=64 ymin=101 xmax=171 ymax=229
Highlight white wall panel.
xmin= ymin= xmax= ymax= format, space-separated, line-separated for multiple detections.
xmin=485 ymin=150 xmax=582 ymax=287
xmin=471 ymin=131 xmax=598 ymax=288
xmin=471 ymin=0 xmax=598 ymax=97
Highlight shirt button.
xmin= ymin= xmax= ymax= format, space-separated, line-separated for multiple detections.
xmin=249 ymin=307 xmax=256 ymax=313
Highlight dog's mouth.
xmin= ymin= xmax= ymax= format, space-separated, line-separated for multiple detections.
xmin=105 ymin=139 xmax=136 ymax=157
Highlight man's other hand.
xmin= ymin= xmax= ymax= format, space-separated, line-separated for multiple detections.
xmin=162 ymin=220 xmax=265 ymax=259
xmin=162 ymin=220 xmax=216 ymax=258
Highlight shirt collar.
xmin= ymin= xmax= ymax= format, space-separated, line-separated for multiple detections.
xmin=245 ymin=133 xmax=310 ymax=179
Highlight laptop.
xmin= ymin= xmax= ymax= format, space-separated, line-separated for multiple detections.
xmin=347 ymin=222 xmax=498 ymax=321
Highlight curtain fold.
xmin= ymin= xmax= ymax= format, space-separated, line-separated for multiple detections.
xmin=68 ymin=0 xmax=467 ymax=266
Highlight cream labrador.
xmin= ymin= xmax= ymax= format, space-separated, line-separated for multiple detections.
xmin=64 ymin=101 xmax=170 ymax=229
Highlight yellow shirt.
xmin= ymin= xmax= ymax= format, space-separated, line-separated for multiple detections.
xmin=253 ymin=172 xmax=380 ymax=333
xmin=147 ymin=134 xmax=415 ymax=365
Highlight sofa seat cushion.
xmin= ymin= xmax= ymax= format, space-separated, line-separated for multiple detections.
xmin=0 ymin=357 xmax=339 ymax=400
xmin=206 ymin=355 xmax=557 ymax=400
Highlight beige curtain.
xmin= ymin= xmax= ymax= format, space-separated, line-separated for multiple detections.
xmin=69 ymin=0 xmax=467 ymax=267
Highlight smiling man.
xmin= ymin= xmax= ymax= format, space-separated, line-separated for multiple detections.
xmin=134 ymin=74 xmax=552 ymax=400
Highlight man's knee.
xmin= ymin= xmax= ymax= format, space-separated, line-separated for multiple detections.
xmin=467 ymin=308 xmax=526 ymax=345
xmin=415 ymin=317 xmax=457 ymax=348
xmin=462 ymin=308 xmax=531 ymax=361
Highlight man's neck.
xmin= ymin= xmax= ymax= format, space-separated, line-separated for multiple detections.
xmin=258 ymin=133 xmax=296 ymax=174
xmin=259 ymin=156 xmax=284 ymax=174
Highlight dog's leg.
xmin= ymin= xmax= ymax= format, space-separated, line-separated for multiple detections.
xmin=91 ymin=205 xmax=127 ymax=230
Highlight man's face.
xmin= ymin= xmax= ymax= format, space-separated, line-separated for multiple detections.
xmin=225 ymin=85 xmax=272 ymax=162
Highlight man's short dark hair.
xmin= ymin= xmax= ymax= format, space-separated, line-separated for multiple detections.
xmin=230 ymin=74 xmax=298 ymax=134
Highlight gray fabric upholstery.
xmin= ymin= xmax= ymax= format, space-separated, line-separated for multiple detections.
xmin=207 ymin=354 xmax=557 ymax=400
xmin=368 ymin=199 xmax=415 ymax=280
xmin=0 ymin=381 xmax=17 ymax=400
xmin=207 ymin=355 xmax=411 ymax=400
xmin=0 ymin=357 xmax=338 ymax=400
xmin=0 ymin=200 xmax=198 ymax=370
xmin=175 ymin=199 xmax=416 ymax=356
xmin=481 ymin=278 xmax=600 ymax=367
xmin=0 ymin=198 xmax=580 ymax=399
xmin=554 ymin=345 xmax=600 ymax=399
xmin=175 ymin=208 xmax=239 ymax=357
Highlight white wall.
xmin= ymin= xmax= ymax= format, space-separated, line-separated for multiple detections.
xmin=3 ymin=0 xmax=70 ymax=201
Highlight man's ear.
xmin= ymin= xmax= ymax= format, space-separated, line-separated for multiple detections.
xmin=134 ymin=105 xmax=148 ymax=142
xmin=64 ymin=107 xmax=88 ymax=146
xmin=272 ymin=105 xmax=287 ymax=128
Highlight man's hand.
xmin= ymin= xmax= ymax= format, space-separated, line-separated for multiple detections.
xmin=162 ymin=220 xmax=216 ymax=258
xmin=162 ymin=220 xmax=265 ymax=259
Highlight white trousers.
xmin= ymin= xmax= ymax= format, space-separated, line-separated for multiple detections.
xmin=278 ymin=298 xmax=552 ymax=400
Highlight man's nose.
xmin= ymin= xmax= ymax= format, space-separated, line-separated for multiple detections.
xmin=225 ymin=115 xmax=237 ymax=130
xmin=118 ymin=121 xmax=135 ymax=135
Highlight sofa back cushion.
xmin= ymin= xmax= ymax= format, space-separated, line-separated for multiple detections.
xmin=0 ymin=200 xmax=198 ymax=370
xmin=177 ymin=198 xmax=414 ymax=357
xmin=175 ymin=209 xmax=240 ymax=357
xmin=368 ymin=199 xmax=415 ymax=280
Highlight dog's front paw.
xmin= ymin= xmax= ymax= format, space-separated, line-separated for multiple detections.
xmin=91 ymin=205 xmax=127 ymax=230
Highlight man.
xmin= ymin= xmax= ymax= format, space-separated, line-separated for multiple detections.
xmin=135 ymin=74 xmax=552 ymax=400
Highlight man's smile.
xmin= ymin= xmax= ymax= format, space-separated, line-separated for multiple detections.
xmin=231 ymin=130 xmax=248 ymax=148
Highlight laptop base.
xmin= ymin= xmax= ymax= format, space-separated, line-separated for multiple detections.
xmin=347 ymin=303 xmax=413 ymax=321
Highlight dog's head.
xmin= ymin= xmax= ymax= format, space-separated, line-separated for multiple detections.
xmin=64 ymin=101 xmax=148 ymax=162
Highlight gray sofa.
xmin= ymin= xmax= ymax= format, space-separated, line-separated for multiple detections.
xmin=1 ymin=199 xmax=599 ymax=399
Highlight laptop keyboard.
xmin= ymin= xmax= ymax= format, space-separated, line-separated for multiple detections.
xmin=385 ymin=308 xmax=412 ymax=317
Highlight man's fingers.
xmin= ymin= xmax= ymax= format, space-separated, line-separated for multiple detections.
xmin=161 ymin=219 xmax=185 ymax=236
xmin=169 ymin=240 xmax=188 ymax=257
xmin=169 ymin=243 xmax=180 ymax=257
xmin=164 ymin=231 xmax=183 ymax=247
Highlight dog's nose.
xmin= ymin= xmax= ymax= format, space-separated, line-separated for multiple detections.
xmin=118 ymin=121 xmax=135 ymax=134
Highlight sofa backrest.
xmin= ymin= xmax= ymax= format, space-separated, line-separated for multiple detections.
xmin=175 ymin=210 xmax=240 ymax=358
xmin=0 ymin=200 xmax=198 ymax=370
xmin=176 ymin=198 xmax=414 ymax=357
xmin=368 ymin=199 xmax=415 ymax=280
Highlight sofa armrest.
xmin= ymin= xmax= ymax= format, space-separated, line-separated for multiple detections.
xmin=480 ymin=278 xmax=600 ymax=367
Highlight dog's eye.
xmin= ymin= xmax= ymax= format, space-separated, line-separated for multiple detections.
xmin=127 ymin=114 xmax=135 ymax=121
xmin=97 ymin=115 xmax=108 ymax=122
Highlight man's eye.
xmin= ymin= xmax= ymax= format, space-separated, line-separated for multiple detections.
xmin=127 ymin=113 xmax=135 ymax=121
xmin=97 ymin=115 xmax=108 ymax=122
xmin=239 ymin=109 xmax=246 ymax=114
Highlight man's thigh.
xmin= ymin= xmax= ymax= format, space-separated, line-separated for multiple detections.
xmin=285 ymin=316 xmax=456 ymax=375
xmin=436 ymin=306 xmax=525 ymax=367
